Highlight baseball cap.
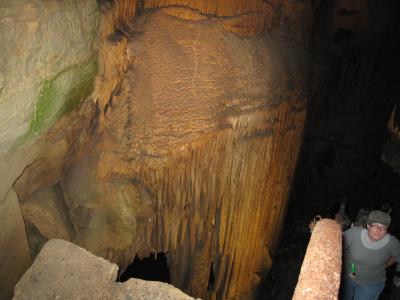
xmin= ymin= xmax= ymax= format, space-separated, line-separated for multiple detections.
xmin=368 ymin=210 xmax=391 ymax=227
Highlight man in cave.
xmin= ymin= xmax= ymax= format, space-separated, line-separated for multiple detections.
xmin=342 ymin=210 xmax=400 ymax=300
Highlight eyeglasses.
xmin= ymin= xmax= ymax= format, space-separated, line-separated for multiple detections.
xmin=369 ymin=224 xmax=388 ymax=232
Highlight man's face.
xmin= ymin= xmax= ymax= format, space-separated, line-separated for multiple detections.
xmin=367 ymin=223 xmax=388 ymax=241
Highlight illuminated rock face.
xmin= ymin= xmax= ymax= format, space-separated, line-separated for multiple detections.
xmin=8 ymin=1 xmax=311 ymax=300
xmin=56 ymin=10 xmax=307 ymax=299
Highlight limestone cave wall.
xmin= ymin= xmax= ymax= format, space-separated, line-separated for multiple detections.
xmin=0 ymin=1 xmax=311 ymax=299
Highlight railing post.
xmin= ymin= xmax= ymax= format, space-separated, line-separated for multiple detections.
xmin=292 ymin=219 xmax=342 ymax=300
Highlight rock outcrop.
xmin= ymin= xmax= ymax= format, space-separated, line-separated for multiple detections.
xmin=0 ymin=1 xmax=99 ymax=298
xmin=0 ymin=0 xmax=99 ymax=153
xmin=13 ymin=239 xmax=197 ymax=300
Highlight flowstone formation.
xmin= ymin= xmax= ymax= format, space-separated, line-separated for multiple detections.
xmin=2 ymin=1 xmax=312 ymax=299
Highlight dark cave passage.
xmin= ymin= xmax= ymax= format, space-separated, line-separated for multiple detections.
xmin=258 ymin=160 xmax=400 ymax=300
xmin=258 ymin=0 xmax=400 ymax=298
xmin=118 ymin=252 xmax=171 ymax=283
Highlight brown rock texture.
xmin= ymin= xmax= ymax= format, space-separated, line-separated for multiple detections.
xmin=64 ymin=7 xmax=309 ymax=298
xmin=292 ymin=219 xmax=342 ymax=300
xmin=11 ymin=1 xmax=312 ymax=299
xmin=0 ymin=189 xmax=31 ymax=300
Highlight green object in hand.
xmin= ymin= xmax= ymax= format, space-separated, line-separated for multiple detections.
xmin=351 ymin=263 xmax=356 ymax=274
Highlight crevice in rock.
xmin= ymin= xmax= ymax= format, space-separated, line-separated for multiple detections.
xmin=118 ymin=252 xmax=171 ymax=283
xmin=207 ymin=261 xmax=215 ymax=290
xmin=25 ymin=220 xmax=47 ymax=259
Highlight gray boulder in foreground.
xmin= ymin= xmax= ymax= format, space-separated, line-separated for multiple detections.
xmin=13 ymin=239 xmax=198 ymax=300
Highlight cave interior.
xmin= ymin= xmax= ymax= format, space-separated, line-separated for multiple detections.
xmin=1 ymin=0 xmax=400 ymax=299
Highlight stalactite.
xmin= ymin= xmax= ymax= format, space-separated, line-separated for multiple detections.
xmin=91 ymin=0 xmax=138 ymax=119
